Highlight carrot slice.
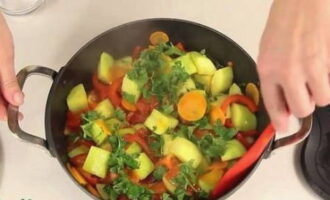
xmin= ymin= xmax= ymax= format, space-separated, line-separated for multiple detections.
xmin=150 ymin=182 xmax=167 ymax=194
xmin=121 ymin=98 xmax=137 ymax=112
xmin=66 ymin=163 xmax=87 ymax=185
xmin=86 ymin=184 xmax=101 ymax=198
xmin=149 ymin=31 xmax=169 ymax=45
xmin=210 ymin=106 xmax=226 ymax=125
xmin=245 ymin=83 xmax=260 ymax=106
xmin=177 ymin=91 xmax=207 ymax=121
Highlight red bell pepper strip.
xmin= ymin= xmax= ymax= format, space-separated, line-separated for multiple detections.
xmin=108 ymin=77 xmax=123 ymax=107
xmin=220 ymin=94 xmax=258 ymax=114
xmin=77 ymin=168 xmax=100 ymax=186
xmin=211 ymin=124 xmax=275 ymax=198
xmin=175 ymin=42 xmax=185 ymax=52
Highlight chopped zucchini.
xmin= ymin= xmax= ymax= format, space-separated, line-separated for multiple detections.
xmin=67 ymin=84 xmax=88 ymax=113
xmin=121 ymin=74 xmax=141 ymax=103
xmin=82 ymin=120 xmax=109 ymax=145
xmin=162 ymin=134 xmax=173 ymax=155
xmin=98 ymin=52 xmax=114 ymax=84
xmin=133 ymin=153 xmax=155 ymax=180
xmin=117 ymin=128 xmax=136 ymax=136
xmin=231 ymin=103 xmax=257 ymax=131
xmin=193 ymin=74 xmax=213 ymax=91
xmin=82 ymin=146 xmax=111 ymax=178
xmin=105 ymin=118 xmax=122 ymax=132
xmin=144 ymin=109 xmax=178 ymax=135
xmin=126 ymin=142 xmax=142 ymax=155
xmin=221 ymin=139 xmax=247 ymax=161
xmin=68 ymin=146 xmax=89 ymax=158
xmin=211 ymin=67 xmax=233 ymax=96
xmin=114 ymin=56 xmax=133 ymax=67
xmin=169 ymin=137 xmax=203 ymax=168
xmin=177 ymin=78 xmax=196 ymax=95
xmin=190 ymin=52 xmax=216 ymax=75
xmin=175 ymin=53 xmax=198 ymax=75
xmin=94 ymin=99 xmax=114 ymax=118
xmin=229 ymin=83 xmax=242 ymax=95
xmin=198 ymin=168 xmax=224 ymax=193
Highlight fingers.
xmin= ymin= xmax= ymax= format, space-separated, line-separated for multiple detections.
xmin=0 ymin=95 xmax=7 ymax=120
xmin=259 ymin=79 xmax=290 ymax=132
xmin=282 ymin=73 xmax=315 ymax=118
xmin=0 ymin=33 xmax=24 ymax=106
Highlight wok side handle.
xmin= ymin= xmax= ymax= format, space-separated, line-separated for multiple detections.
xmin=264 ymin=115 xmax=313 ymax=158
xmin=7 ymin=65 xmax=57 ymax=154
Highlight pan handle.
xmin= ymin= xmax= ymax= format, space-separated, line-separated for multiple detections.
xmin=263 ymin=115 xmax=313 ymax=158
xmin=7 ymin=65 xmax=57 ymax=154
xmin=272 ymin=115 xmax=313 ymax=150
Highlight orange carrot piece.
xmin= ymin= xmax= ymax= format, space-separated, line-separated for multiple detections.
xmin=210 ymin=106 xmax=226 ymax=125
xmin=86 ymin=184 xmax=101 ymax=198
xmin=121 ymin=98 xmax=137 ymax=112
xmin=177 ymin=91 xmax=207 ymax=121
xmin=66 ymin=163 xmax=87 ymax=185
xmin=149 ymin=31 xmax=169 ymax=45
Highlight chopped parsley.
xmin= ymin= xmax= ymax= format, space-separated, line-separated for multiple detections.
xmin=198 ymin=134 xmax=226 ymax=160
xmin=104 ymin=175 xmax=153 ymax=200
xmin=152 ymin=166 xmax=168 ymax=181
xmin=214 ymin=121 xmax=237 ymax=140
xmin=172 ymin=161 xmax=197 ymax=199
xmin=108 ymin=135 xmax=139 ymax=173
xmin=113 ymin=108 xmax=126 ymax=121
xmin=81 ymin=111 xmax=100 ymax=124
xmin=149 ymin=134 xmax=164 ymax=156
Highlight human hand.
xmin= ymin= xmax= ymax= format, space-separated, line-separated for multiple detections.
xmin=0 ymin=13 xmax=24 ymax=120
xmin=257 ymin=0 xmax=330 ymax=131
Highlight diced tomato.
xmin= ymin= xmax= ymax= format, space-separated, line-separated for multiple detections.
xmin=66 ymin=111 xmax=81 ymax=130
xmin=77 ymin=168 xmax=100 ymax=186
xmin=77 ymin=139 xmax=96 ymax=148
xmin=240 ymin=130 xmax=259 ymax=137
xmin=127 ymin=96 xmax=159 ymax=124
xmin=108 ymin=77 xmax=123 ymax=107
xmin=225 ymin=119 xmax=234 ymax=128
xmin=70 ymin=153 xmax=87 ymax=167
xmin=235 ymin=133 xmax=251 ymax=149
xmin=118 ymin=195 xmax=129 ymax=200
xmin=150 ymin=182 xmax=167 ymax=194
xmin=124 ymin=133 xmax=155 ymax=162
xmin=194 ymin=129 xmax=210 ymax=138
xmin=99 ymin=172 xmax=118 ymax=184
xmin=175 ymin=42 xmax=185 ymax=52
xmin=132 ymin=46 xmax=143 ymax=59
xmin=92 ymin=74 xmax=109 ymax=99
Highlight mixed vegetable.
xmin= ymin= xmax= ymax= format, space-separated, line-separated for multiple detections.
xmin=64 ymin=31 xmax=260 ymax=200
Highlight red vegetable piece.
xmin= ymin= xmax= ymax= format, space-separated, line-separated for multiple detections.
xmin=235 ymin=133 xmax=251 ymax=149
xmin=92 ymin=74 xmax=109 ymax=99
xmin=132 ymin=46 xmax=143 ymax=59
xmin=108 ymin=77 xmax=123 ymax=107
xmin=211 ymin=125 xmax=275 ymax=198
xmin=220 ymin=94 xmax=258 ymax=115
xmin=69 ymin=153 xmax=87 ymax=168
xmin=66 ymin=111 xmax=81 ymax=130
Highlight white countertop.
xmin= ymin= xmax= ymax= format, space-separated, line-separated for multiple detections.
xmin=0 ymin=1 xmax=323 ymax=200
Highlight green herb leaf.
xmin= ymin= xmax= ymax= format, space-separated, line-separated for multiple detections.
xmin=172 ymin=161 xmax=197 ymax=199
xmin=161 ymin=193 xmax=174 ymax=200
xmin=108 ymin=135 xmax=139 ymax=173
xmin=149 ymin=134 xmax=164 ymax=156
xmin=198 ymin=134 xmax=226 ymax=160
xmin=152 ymin=166 xmax=168 ymax=181
xmin=214 ymin=121 xmax=237 ymax=140
xmin=113 ymin=108 xmax=126 ymax=121
xmin=81 ymin=111 xmax=100 ymax=124
xmin=122 ymin=92 xmax=136 ymax=104
xmin=105 ymin=175 xmax=153 ymax=200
